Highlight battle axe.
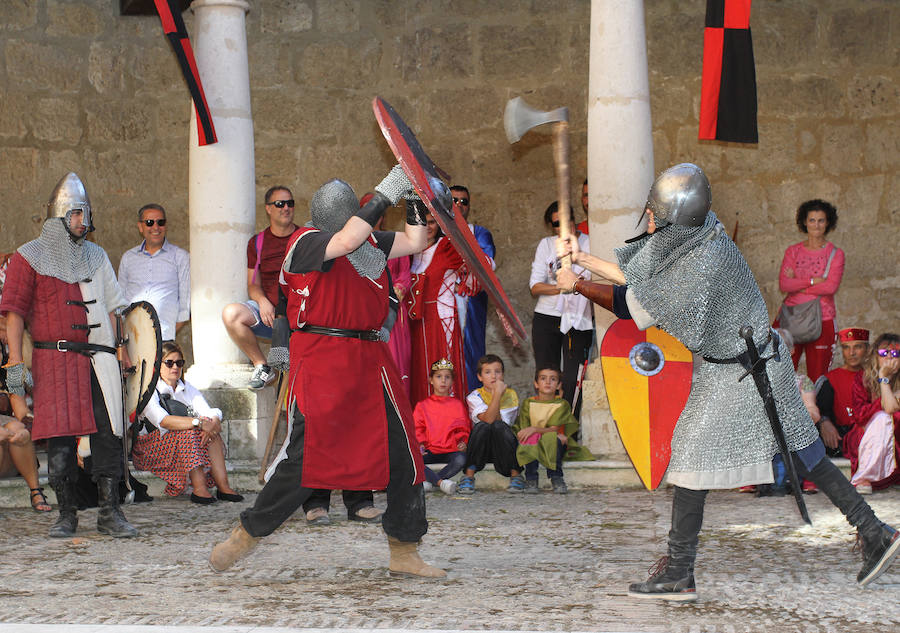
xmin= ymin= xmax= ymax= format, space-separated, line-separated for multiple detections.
xmin=504 ymin=97 xmax=574 ymax=267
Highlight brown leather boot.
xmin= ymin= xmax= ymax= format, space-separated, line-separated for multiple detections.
xmin=387 ymin=536 xmax=446 ymax=578
xmin=209 ymin=524 xmax=259 ymax=572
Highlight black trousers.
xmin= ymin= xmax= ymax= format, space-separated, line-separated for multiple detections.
xmin=303 ymin=488 xmax=375 ymax=518
xmin=465 ymin=421 xmax=519 ymax=477
xmin=48 ymin=368 xmax=122 ymax=487
xmin=531 ymin=312 xmax=592 ymax=418
xmin=241 ymin=389 xmax=427 ymax=542
xmin=667 ymin=454 xmax=883 ymax=569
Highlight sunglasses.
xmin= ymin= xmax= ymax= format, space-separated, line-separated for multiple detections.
xmin=877 ymin=349 xmax=900 ymax=358
xmin=452 ymin=197 xmax=469 ymax=206
xmin=162 ymin=359 xmax=186 ymax=368
xmin=268 ymin=199 xmax=295 ymax=209
xmin=143 ymin=219 xmax=167 ymax=227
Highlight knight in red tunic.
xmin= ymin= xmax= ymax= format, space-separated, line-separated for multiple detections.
xmin=0 ymin=172 xmax=137 ymax=539
xmin=210 ymin=168 xmax=446 ymax=578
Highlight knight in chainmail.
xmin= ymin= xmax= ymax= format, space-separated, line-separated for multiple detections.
xmin=556 ymin=164 xmax=899 ymax=600
xmin=211 ymin=166 xmax=448 ymax=578
xmin=0 ymin=172 xmax=138 ymax=539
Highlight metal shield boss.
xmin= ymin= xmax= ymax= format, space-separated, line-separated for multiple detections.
xmin=122 ymin=301 xmax=163 ymax=418
xmin=372 ymin=97 xmax=527 ymax=342
xmin=600 ymin=319 xmax=692 ymax=490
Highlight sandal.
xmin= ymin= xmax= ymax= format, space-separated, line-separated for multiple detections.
xmin=30 ymin=487 xmax=52 ymax=513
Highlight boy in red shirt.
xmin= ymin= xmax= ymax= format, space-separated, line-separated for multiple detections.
xmin=413 ymin=359 xmax=470 ymax=495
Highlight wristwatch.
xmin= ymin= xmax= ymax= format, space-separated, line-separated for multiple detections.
xmin=192 ymin=418 xmax=201 ymax=429
xmin=878 ymin=377 xmax=890 ymax=385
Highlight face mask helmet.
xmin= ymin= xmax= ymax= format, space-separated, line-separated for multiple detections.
xmin=47 ymin=172 xmax=94 ymax=239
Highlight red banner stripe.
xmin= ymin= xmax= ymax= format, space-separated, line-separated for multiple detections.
xmin=698 ymin=27 xmax=724 ymax=140
xmin=724 ymin=0 xmax=752 ymax=29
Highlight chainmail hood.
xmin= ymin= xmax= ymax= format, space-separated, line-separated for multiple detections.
xmin=18 ymin=218 xmax=107 ymax=284
xmin=307 ymin=179 xmax=386 ymax=279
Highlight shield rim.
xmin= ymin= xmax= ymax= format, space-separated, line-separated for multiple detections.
xmin=123 ymin=300 xmax=163 ymax=417
xmin=373 ymin=96 xmax=527 ymax=342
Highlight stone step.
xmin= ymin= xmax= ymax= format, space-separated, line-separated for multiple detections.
xmin=0 ymin=457 xmax=852 ymax=508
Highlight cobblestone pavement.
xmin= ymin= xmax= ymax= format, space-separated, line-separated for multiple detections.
xmin=1 ymin=487 xmax=899 ymax=632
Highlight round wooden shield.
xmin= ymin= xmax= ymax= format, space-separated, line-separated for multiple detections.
xmin=122 ymin=301 xmax=162 ymax=417
xmin=600 ymin=319 xmax=693 ymax=490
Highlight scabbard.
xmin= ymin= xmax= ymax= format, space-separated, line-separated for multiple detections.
xmin=739 ymin=326 xmax=811 ymax=525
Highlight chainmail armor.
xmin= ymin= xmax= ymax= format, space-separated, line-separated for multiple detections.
xmin=18 ymin=218 xmax=107 ymax=284
xmin=308 ymin=179 xmax=386 ymax=279
xmin=616 ymin=211 xmax=821 ymax=489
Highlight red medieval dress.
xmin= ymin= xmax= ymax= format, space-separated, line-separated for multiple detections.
xmin=277 ymin=228 xmax=425 ymax=490
xmin=386 ymin=254 xmax=412 ymax=395
xmin=846 ymin=372 xmax=900 ymax=489
xmin=825 ymin=366 xmax=862 ymax=454
xmin=407 ymin=237 xmax=467 ymax=408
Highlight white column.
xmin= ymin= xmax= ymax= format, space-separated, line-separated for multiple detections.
xmin=186 ymin=0 xmax=255 ymax=383
xmin=580 ymin=0 xmax=655 ymax=457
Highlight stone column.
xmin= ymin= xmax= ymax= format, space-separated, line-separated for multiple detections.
xmin=580 ymin=0 xmax=655 ymax=458
xmin=184 ymin=1 xmax=273 ymax=461
xmin=186 ymin=0 xmax=255 ymax=378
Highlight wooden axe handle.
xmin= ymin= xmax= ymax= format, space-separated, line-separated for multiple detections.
xmin=258 ymin=373 xmax=289 ymax=484
xmin=552 ymin=121 xmax=573 ymax=269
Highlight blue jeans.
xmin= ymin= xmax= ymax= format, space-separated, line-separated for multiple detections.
xmin=523 ymin=438 xmax=565 ymax=481
xmin=245 ymin=300 xmax=273 ymax=338
xmin=422 ymin=450 xmax=467 ymax=485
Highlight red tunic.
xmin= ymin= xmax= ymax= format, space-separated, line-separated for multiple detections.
xmin=413 ymin=395 xmax=471 ymax=454
xmin=407 ymin=238 xmax=467 ymax=407
xmin=282 ymin=228 xmax=425 ymax=490
xmin=826 ymin=367 xmax=861 ymax=430
xmin=0 ymin=253 xmax=96 ymax=439
xmin=846 ymin=371 xmax=900 ymax=488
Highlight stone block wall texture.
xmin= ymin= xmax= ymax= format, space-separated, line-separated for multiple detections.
xmin=1 ymin=0 xmax=897 ymax=396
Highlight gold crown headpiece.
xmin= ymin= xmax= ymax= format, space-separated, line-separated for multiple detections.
xmin=430 ymin=358 xmax=454 ymax=372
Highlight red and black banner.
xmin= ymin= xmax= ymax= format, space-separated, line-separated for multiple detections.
xmin=699 ymin=0 xmax=758 ymax=143
xmin=153 ymin=0 xmax=217 ymax=145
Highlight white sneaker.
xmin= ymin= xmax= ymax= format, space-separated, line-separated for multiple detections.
xmin=856 ymin=483 xmax=873 ymax=495
xmin=422 ymin=481 xmax=434 ymax=492
xmin=439 ymin=479 xmax=457 ymax=495
xmin=249 ymin=364 xmax=276 ymax=390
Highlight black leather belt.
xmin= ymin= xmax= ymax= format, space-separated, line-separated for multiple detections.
xmin=703 ymin=330 xmax=777 ymax=367
xmin=293 ymin=324 xmax=381 ymax=342
xmin=33 ymin=340 xmax=117 ymax=356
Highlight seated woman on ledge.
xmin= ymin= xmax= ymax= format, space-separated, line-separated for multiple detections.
xmin=132 ymin=342 xmax=243 ymax=505
xmin=1 ymin=411 xmax=51 ymax=512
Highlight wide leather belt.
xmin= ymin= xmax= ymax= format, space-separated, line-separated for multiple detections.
xmin=33 ymin=340 xmax=117 ymax=356
xmin=293 ymin=324 xmax=381 ymax=342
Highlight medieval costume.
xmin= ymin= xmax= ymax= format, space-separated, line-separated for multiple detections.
xmin=210 ymin=168 xmax=445 ymax=578
xmin=408 ymin=236 xmax=467 ymax=406
xmin=386 ymin=254 xmax=413 ymax=394
xmin=0 ymin=172 xmax=136 ymax=538
xmin=513 ymin=396 xmax=592 ymax=489
xmin=560 ymin=163 xmax=898 ymax=600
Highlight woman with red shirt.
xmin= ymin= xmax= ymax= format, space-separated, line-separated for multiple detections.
xmin=848 ymin=333 xmax=900 ymax=494
xmin=776 ymin=199 xmax=844 ymax=382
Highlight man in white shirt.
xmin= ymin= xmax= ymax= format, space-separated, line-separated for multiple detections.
xmin=118 ymin=204 xmax=190 ymax=342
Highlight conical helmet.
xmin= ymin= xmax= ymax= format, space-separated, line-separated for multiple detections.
xmin=47 ymin=172 xmax=94 ymax=233
xmin=645 ymin=163 xmax=710 ymax=228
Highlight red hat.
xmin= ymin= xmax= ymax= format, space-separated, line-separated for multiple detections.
xmin=838 ymin=327 xmax=869 ymax=343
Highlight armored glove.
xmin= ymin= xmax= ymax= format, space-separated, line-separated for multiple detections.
xmin=375 ymin=164 xmax=416 ymax=205
xmin=267 ymin=316 xmax=290 ymax=373
xmin=2 ymin=362 xmax=25 ymax=397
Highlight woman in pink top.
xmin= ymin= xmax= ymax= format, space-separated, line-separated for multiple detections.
xmin=776 ymin=199 xmax=844 ymax=382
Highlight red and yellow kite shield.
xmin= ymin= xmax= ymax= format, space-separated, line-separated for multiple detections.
xmin=600 ymin=319 xmax=692 ymax=490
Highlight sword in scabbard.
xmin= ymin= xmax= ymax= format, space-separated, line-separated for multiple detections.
xmin=738 ymin=325 xmax=811 ymax=525
xmin=115 ymin=308 xmax=135 ymax=503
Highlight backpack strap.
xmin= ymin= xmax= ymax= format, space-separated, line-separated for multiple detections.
xmin=250 ymin=231 xmax=265 ymax=285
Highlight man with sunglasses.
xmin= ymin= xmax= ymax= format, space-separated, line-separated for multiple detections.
xmin=449 ymin=185 xmax=495 ymax=390
xmin=118 ymin=203 xmax=191 ymax=343
xmin=222 ymin=186 xmax=299 ymax=390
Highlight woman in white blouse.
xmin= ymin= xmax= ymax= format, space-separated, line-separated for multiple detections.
xmin=529 ymin=202 xmax=593 ymax=416
xmin=132 ymin=342 xmax=242 ymax=504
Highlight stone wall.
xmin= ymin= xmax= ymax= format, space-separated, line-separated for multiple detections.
xmin=1 ymin=0 xmax=897 ymax=396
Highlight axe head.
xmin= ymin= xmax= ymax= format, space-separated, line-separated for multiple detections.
xmin=504 ymin=96 xmax=569 ymax=143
